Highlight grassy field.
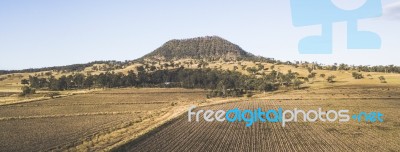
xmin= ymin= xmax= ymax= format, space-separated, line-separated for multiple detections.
xmin=0 ymin=88 xmax=207 ymax=151
xmin=0 ymin=60 xmax=399 ymax=151
xmin=116 ymin=86 xmax=400 ymax=152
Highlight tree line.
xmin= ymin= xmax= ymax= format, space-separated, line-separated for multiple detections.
xmin=302 ymin=63 xmax=400 ymax=74
xmin=23 ymin=67 xmax=306 ymax=98
xmin=0 ymin=61 xmax=126 ymax=75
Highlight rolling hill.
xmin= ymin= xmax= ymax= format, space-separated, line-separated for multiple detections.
xmin=1 ymin=36 xmax=400 ymax=93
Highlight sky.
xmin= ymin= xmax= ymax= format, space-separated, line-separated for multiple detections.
xmin=1 ymin=0 xmax=400 ymax=70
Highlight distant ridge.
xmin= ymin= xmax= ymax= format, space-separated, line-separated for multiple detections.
xmin=4 ymin=36 xmax=399 ymax=74
xmin=141 ymin=36 xmax=259 ymax=61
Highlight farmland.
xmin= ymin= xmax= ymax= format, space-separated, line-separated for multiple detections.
xmin=116 ymin=86 xmax=400 ymax=152
xmin=0 ymin=88 xmax=207 ymax=151
xmin=1 ymin=71 xmax=399 ymax=152
xmin=1 ymin=58 xmax=400 ymax=151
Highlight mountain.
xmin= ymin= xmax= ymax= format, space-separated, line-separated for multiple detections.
xmin=1 ymin=36 xmax=270 ymax=73
xmin=141 ymin=36 xmax=258 ymax=61
xmin=2 ymin=36 xmax=400 ymax=74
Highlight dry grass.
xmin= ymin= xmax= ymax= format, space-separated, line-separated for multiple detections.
xmin=1 ymin=59 xmax=399 ymax=151
xmin=1 ymin=59 xmax=399 ymax=93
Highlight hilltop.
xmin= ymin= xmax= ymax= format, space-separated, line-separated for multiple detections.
xmin=140 ymin=36 xmax=261 ymax=61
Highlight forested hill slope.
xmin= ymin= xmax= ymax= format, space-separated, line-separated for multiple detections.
xmin=140 ymin=36 xmax=259 ymax=61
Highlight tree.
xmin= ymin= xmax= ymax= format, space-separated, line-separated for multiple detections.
xmin=136 ymin=66 xmax=145 ymax=72
xmin=29 ymin=76 xmax=40 ymax=88
xmin=92 ymin=66 xmax=98 ymax=71
xmin=307 ymin=67 xmax=313 ymax=73
xmin=163 ymin=63 xmax=169 ymax=69
xmin=45 ymin=72 xmax=53 ymax=77
xmin=66 ymin=75 xmax=74 ymax=89
xmin=150 ymin=66 xmax=157 ymax=71
xmin=169 ymin=61 xmax=175 ymax=68
xmin=308 ymin=72 xmax=317 ymax=79
xmin=126 ymin=70 xmax=137 ymax=87
xmin=378 ymin=76 xmax=387 ymax=83
xmin=38 ymin=78 xmax=48 ymax=88
xmin=48 ymin=76 xmax=58 ymax=90
xmin=57 ymin=75 xmax=68 ymax=90
xmin=258 ymin=81 xmax=276 ymax=92
xmin=246 ymin=67 xmax=258 ymax=75
xmin=258 ymin=64 xmax=265 ymax=71
xmin=339 ymin=64 xmax=348 ymax=70
xmin=20 ymin=86 xmax=35 ymax=96
xmin=21 ymin=79 xmax=29 ymax=85
xmin=111 ymin=72 xmax=125 ymax=87
xmin=352 ymin=72 xmax=364 ymax=79
xmin=84 ymin=75 xmax=94 ymax=89
xmin=73 ymin=73 xmax=85 ymax=88
xmin=137 ymin=70 xmax=148 ymax=87
xmin=293 ymin=79 xmax=303 ymax=89
xmin=327 ymin=75 xmax=336 ymax=83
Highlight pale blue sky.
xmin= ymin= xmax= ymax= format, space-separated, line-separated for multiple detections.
xmin=1 ymin=0 xmax=399 ymax=70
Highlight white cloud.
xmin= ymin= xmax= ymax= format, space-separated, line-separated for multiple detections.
xmin=384 ymin=1 xmax=400 ymax=20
